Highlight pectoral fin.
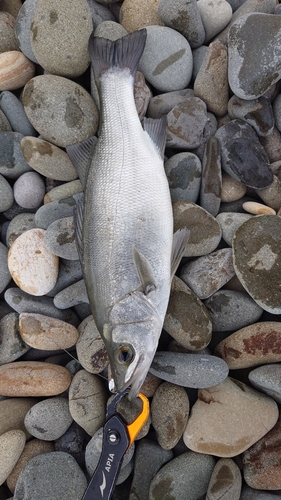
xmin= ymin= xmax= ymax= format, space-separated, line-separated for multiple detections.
xmin=133 ymin=245 xmax=156 ymax=295
xmin=73 ymin=192 xmax=84 ymax=264
xmin=171 ymin=228 xmax=190 ymax=278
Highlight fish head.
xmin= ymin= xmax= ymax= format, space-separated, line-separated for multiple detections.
xmin=104 ymin=317 xmax=161 ymax=400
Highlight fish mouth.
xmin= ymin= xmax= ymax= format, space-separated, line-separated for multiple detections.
xmin=109 ymin=353 xmax=150 ymax=400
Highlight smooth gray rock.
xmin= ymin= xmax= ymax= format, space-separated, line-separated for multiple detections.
xmin=6 ymin=213 xmax=36 ymax=248
xmin=166 ymin=97 xmax=208 ymax=149
xmin=197 ymin=0 xmax=232 ymax=42
xmin=147 ymin=89 xmax=194 ymax=119
xmin=13 ymin=451 xmax=87 ymax=500
xmin=0 ymin=173 xmax=13 ymax=212
xmin=216 ymin=212 xmax=252 ymax=246
xmin=206 ymin=458 xmax=242 ymax=500
xmin=192 ymin=45 xmax=209 ymax=80
xmin=44 ymin=217 xmax=78 ymax=260
xmin=35 ymin=197 xmax=76 ymax=229
xmin=24 ymin=397 xmax=73 ymax=441
xmin=14 ymin=0 xmax=39 ymax=63
xmin=0 ymin=109 xmax=12 ymax=131
xmin=0 ymin=241 xmax=11 ymax=293
xmin=249 ymin=364 xmax=281 ymax=403
xmin=46 ymin=259 xmax=83 ymax=298
xmin=0 ymin=91 xmax=37 ymax=136
xmin=149 ymin=352 xmax=229 ymax=388
xmin=240 ymin=485 xmax=281 ymax=499
xmin=158 ymin=0 xmax=205 ymax=48
xmin=0 ymin=312 xmax=29 ymax=365
xmin=54 ymin=280 xmax=89 ymax=309
xmin=54 ymin=420 xmax=90 ymax=469
xmin=86 ymin=0 xmax=116 ymax=29
xmin=164 ymin=152 xmax=201 ymax=203
xmin=13 ymin=171 xmax=45 ymax=209
xmin=0 ymin=132 xmax=32 ymax=179
xmin=228 ymin=95 xmax=274 ymax=136
xmin=199 ymin=136 xmax=221 ymax=216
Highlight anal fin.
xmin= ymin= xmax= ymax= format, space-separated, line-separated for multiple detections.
xmin=143 ymin=116 xmax=167 ymax=159
xmin=171 ymin=228 xmax=190 ymax=277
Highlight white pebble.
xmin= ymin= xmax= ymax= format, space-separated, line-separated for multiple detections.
xmin=13 ymin=171 xmax=45 ymax=208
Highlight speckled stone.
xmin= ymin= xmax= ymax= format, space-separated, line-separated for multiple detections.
xmin=0 ymin=132 xmax=32 ymax=179
xmin=206 ymin=458 xmax=242 ymax=500
xmin=35 ymin=196 xmax=76 ymax=229
xmin=151 ymin=382 xmax=189 ymax=450
xmin=0 ymin=241 xmax=11 ymax=293
xmin=180 ymin=248 xmax=235 ymax=299
xmin=0 ymin=12 xmax=19 ymax=53
xmin=166 ymin=97 xmax=208 ymax=149
xmin=24 ymin=397 xmax=73 ymax=441
xmin=194 ymin=40 xmax=229 ymax=117
xmin=228 ymin=95 xmax=274 ymax=137
xmin=120 ymin=0 xmax=163 ymax=33
xmin=139 ymin=26 xmax=193 ymax=92
xmin=69 ymin=369 xmax=107 ymax=436
xmin=240 ymin=485 xmax=281 ymax=500
xmin=14 ymin=0 xmax=39 ymax=63
xmin=197 ymin=0 xmax=232 ymax=41
xmin=0 ymin=108 xmax=12 ymax=131
xmin=0 ymin=430 xmax=26 ymax=486
xmin=76 ymin=315 xmax=109 ymax=374
xmin=149 ymin=351 xmax=229 ymax=388
xmin=215 ymin=322 xmax=281 ymax=369
xmin=232 ymin=214 xmax=281 ymax=313
xmin=183 ymin=377 xmax=279 ymax=457
xmin=13 ymin=171 xmax=45 ymax=209
xmin=164 ymin=152 xmax=202 ymax=203
xmin=149 ymin=451 xmax=216 ymax=500
xmin=0 ymin=91 xmax=37 ymax=136
xmin=199 ymin=136 xmax=221 ymax=216
xmin=147 ymin=89 xmax=194 ymax=119
xmin=53 ymin=279 xmax=89 ymax=309
xmin=203 ymin=290 xmax=263 ymax=332
xmin=260 ymin=127 xmax=281 ymax=163
xmin=0 ymin=361 xmax=72 ymax=397
xmin=8 ymin=228 xmax=59 ymax=296
xmin=0 ymin=51 xmax=35 ymax=91
xmin=0 ymin=312 xmax=30 ymax=365
xmin=173 ymin=201 xmax=222 ymax=257
xmin=23 ymin=75 xmax=99 ymax=147
xmin=256 ymin=175 xmax=281 ymax=212
xmin=158 ymin=0 xmax=205 ymax=48
xmin=44 ymin=216 xmax=78 ymax=260
xmin=249 ymin=364 xmax=281 ymax=403
xmin=0 ymin=398 xmax=38 ymax=439
xmin=6 ymin=213 xmax=36 ymax=248
xmin=13 ymin=452 xmax=87 ymax=500
xmin=20 ymin=137 xmax=78 ymax=181
xmin=220 ymin=172 xmax=247 ymax=203
xmin=44 ymin=180 xmax=83 ymax=204
xmin=164 ymin=276 xmax=212 ymax=350
xmin=216 ymin=212 xmax=252 ymax=246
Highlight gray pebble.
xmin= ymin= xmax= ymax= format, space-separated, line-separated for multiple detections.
xmin=6 ymin=213 xmax=36 ymax=248
xmin=54 ymin=280 xmax=89 ymax=309
xmin=0 ymin=109 xmax=12 ymax=131
xmin=256 ymin=175 xmax=281 ymax=212
xmin=197 ymin=0 xmax=232 ymax=42
xmin=0 ymin=173 xmax=13 ymax=212
xmin=0 ymin=312 xmax=29 ymax=365
xmin=240 ymin=485 xmax=281 ymax=500
xmin=147 ymin=89 xmax=194 ymax=119
xmin=14 ymin=0 xmax=39 ymax=63
xmin=35 ymin=196 xmax=76 ymax=229
xmin=13 ymin=451 xmax=87 ymax=500
xmin=13 ymin=171 xmax=45 ymax=209
xmin=192 ymin=45 xmax=209 ymax=80
xmin=158 ymin=0 xmax=205 ymax=48
xmin=228 ymin=95 xmax=274 ymax=137
xmin=3 ymin=201 xmax=36 ymax=220
xmin=0 ymin=11 xmax=19 ymax=53
xmin=216 ymin=212 xmax=253 ymax=246
xmin=180 ymin=248 xmax=235 ymax=299
xmin=0 ymin=132 xmax=32 ymax=179
xmin=149 ymin=451 xmax=216 ymax=500
xmin=73 ymin=302 xmax=92 ymax=321
xmin=44 ymin=180 xmax=83 ymax=204
xmin=44 ymin=217 xmax=78 ymax=260
xmin=206 ymin=458 xmax=242 ymax=500
xmin=46 ymin=259 xmax=83 ymax=298
xmin=139 ymin=26 xmax=193 ymax=92
xmin=203 ymin=290 xmax=263 ymax=331
xmin=164 ymin=152 xmax=201 ymax=203
xmin=0 ymin=241 xmax=11 ymax=293
xmin=76 ymin=315 xmax=109 ymax=375
xmin=0 ymin=91 xmax=37 ymax=136
xmin=192 ymin=111 xmax=218 ymax=161
xmin=249 ymin=364 xmax=281 ymax=403
xmin=86 ymin=0 xmax=116 ymax=30
xmin=149 ymin=351 xmax=229 ymax=388
xmin=94 ymin=20 xmax=127 ymax=39
xmin=260 ymin=127 xmax=281 ymax=163
xmin=200 ymin=136 xmax=222 ymax=216
xmin=166 ymin=97 xmax=208 ymax=149
xmin=24 ymin=397 xmax=73 ymax=441
xmin=0 ymin=299 xmax=14 ymax=320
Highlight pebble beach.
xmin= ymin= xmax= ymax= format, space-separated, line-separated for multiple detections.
xmin=0 ymin=0 xmax=281 ymax=499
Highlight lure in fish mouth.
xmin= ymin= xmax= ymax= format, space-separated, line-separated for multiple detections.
xmin=68 ymin=29 xmax=189 ymax=399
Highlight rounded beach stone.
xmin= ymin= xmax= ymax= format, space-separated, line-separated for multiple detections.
xmin=215 ymin=322 xmax=281 ymax=369
xmin=180 ymin=248 xmax=235 ymax=299
xmin=54 ymin=420 xmax=89 ymax=469
xmin=94 ymin=20 xmax=127 ymax=40
xmin=6 ymin=439 xmax=54 ymax=493
xmin=22 ymin=75 xmax=99 ymax=147
xmin=13 ymin=451 xmax=87 ymax=500
xmin=164 ymin=276 xmax=212 ymax=350
xmin=0 ymin=312 xmax=30 ymax=365
xmin=139 ymin=371 xmax=162 ymax=398
xmin=138 ymin=26 xmax=193 ymax=92
xmin=242 ymin=414 xmax=281 ymax=490
xmin=173 ymin=201 xmax=222 ymax=257
xmin=53 ymin=279 xmax=89 ymax=309
xmin=149 ymin=451 xmax=215 ymax=500
xmin=19 ymin=312 xmax=79 ymax=351
xmin=216 ymin=212 xmax=252 ymax=246
xmin=0 ymin=132 xmax=32 ymax=180
xmin=0 ymin=430 xmax=26 ymax=486
xmin=7 ymin=228 xmax=59 ymax=296
xmin=232 ymin=214 xmax=281 ymax=313
xmin=13 ymin=171 xmax=45 ymax=209
xmin=151 ymin=382 xmax=189 ymax=450
xmin=197 ymin=0 xmax=232 ymax=42
xmin=240 ymin=485 xmax=281 ymax=500
xmin=257 ymin=175 xmax=281 ymax=212
xmin=24 ymin=397 xmax=73 ymax=441
xmin=69 ymin=369 xmax=107 ymax=436
xmin=0 ymin=361 xmax=72 ymax=397
xmin=228 ymin=95 xmax=274 ymax=137
xmin=20 ymin=137 xmax=78 ymax=181
xmin=0 ymin=12 xmax=18 ymax=53
xmin=0 ymin=241 xmax=11 ymax=293
xmin=76 ymin=315 xmax=109 ymax=374
xmin=206 ymin=458 xmax=242 ymax=500
xmin=199 ymin=136 xmax=221 ymax=216
xmin=242 ymin=201 xmax=275 ymax=215
xmin=120 ymin=0 xmax=163 ymax=33
xmin=0 ymin=398 xmax=38 ymax=438
xmin=14 ymin=0 xmax=39 ymax=63
xmin=149 ymin=351 xmax=229 ymax=388
xmin=35 ymin=196 xmax=76 ymax=229
xmin=183 ymin=377 xmax=279 ymax=457
xmin=249 ymin=364 xmax=281 ymax=403
xmin=203 ymin=290 xmax=263 ymax=332
xmin=0 ymin=91 xmax=37 ymax=136
xmin=164 ymin=152 xmax=201 ymax=203
xmin=0 ymin=108 xmax=12 ymax=131
xmin=158 ymin=0 xmax=205 ymax=48
xmin=44 ymin=180 xmax=83 ymax=204
xmin=221 ymin=172 xmax=247 ymax=203
xmin=6 ymin=213 xmax=36 ymax=247
xmin=147 ymin=88 xmax=194 ymax=119
xmin=0 ymin=51 xmax=35 ymax=91
xmin=30 ymin=0 xmax=92 ymax=78
xmin=166 ymin=97 xmax=208 ymax=149
xmin=44 ymin=217 xmax=78 ymax=260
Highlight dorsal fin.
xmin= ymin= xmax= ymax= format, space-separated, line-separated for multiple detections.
xmin=143 ymin=116 xmax=167 ymax=159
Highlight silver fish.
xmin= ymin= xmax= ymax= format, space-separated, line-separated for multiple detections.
xmin=69 ymin=29 xmax=189 ymax=399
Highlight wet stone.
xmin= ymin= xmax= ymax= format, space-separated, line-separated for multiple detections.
xmin=149 ymin=351 xmax=229 ymax=388
xmin=249 ymin=364 xmax=281 ymax=403
xmin=0 ymin=312 xmax=29 ymax=365
xmin=44 ymin=216 xmax=78 ymax=260
xmin=228 ymin=95 xmax=274 ymax=137
xmin=232 ymin=214 xmax=281 ymax=313
xmin=164 ymin=276 xmax=212 ymax=350
xmin=0 ymin=132 xmax=32 ymax=179
xmin=206 ymin=458 xmax=242 ymax=500
xmin=215 ymin=119 xmax=273 ymax=189
xmin=203 ymin=290 xmax=263 ymax=332
xmin=180 ymin=248 xmax=235 ymax=299
xmin=199 ymin=136 xmax=221 ymax=216
xmin=76 ymin=315 xmax=109 ymax=374
xmin=215 ymin=321 xmax=281 ymax=369
xmin=35 ymin=196 xmax=76 ymax=229
xmin=147 ymin=89 xmax=194 ymax=119
xmin=0 ymin=91 xmax=37 ymax=137
xmin=166 ymin=97 xmax=208 ymax=149
xmin=164 ymin=152 xmax=201 ymax=203
xmin=173 ymin=201 xmax=222 ymax=257
xmin=24 ymin=397 xmax=73 ymax=441
xmin=158 ymin=0 xmax=205 ymax=48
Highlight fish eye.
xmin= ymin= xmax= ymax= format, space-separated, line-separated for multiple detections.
xmin=114 ymin=345 xmax=134 ymax=365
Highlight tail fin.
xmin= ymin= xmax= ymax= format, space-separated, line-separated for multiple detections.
xmin=89 ymin=29 xmax=147 ymax=82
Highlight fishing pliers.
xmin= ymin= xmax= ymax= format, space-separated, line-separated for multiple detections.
xmin=82 ymin=389 xmax=150 ymax=500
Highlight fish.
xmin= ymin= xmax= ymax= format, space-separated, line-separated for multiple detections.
xmin=68 ymin=29 xmax=189 ymax=399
